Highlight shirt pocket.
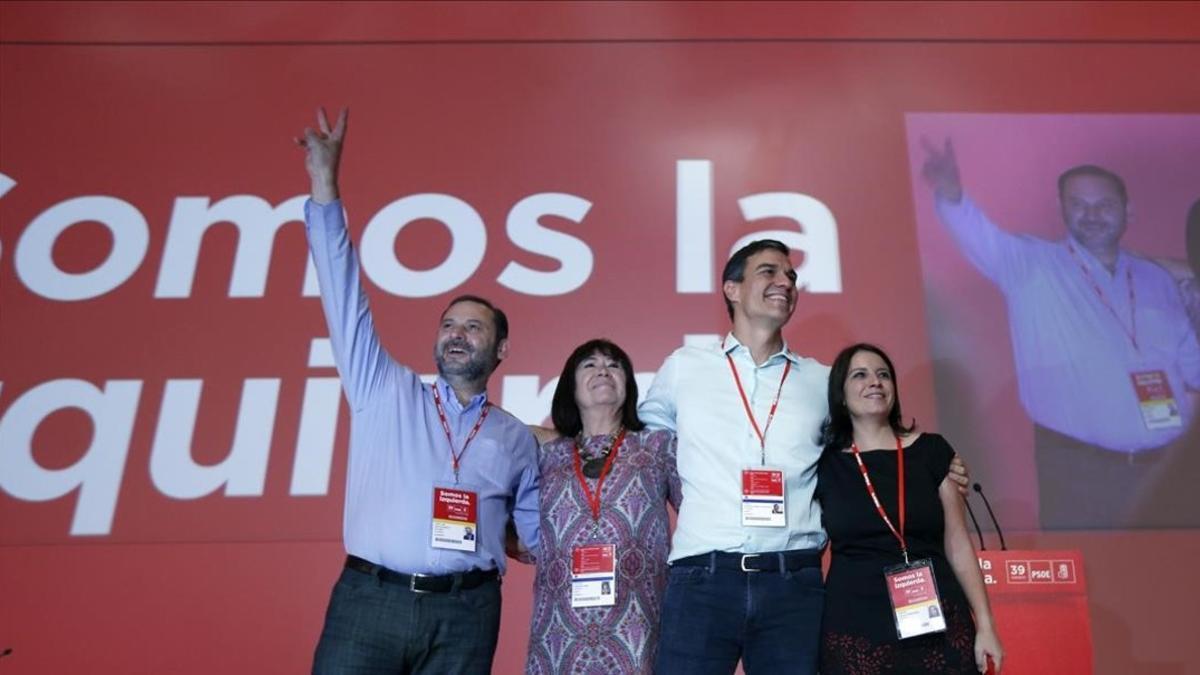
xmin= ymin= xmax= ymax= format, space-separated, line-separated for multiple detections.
xmin=462 ymin=436 xmax=516 ymax=496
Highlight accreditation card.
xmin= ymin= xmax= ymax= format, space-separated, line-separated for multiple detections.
xmin=430 ymin=486 xmax=478 ymax=552
xmin=571 ymin=544 xmax=616 ymax=608
xmin=1131 ymin=369 xmax=1183 ymax=430
xmin=884 ymin=558 xmax=947 ymax=639
xmin=741 ymin=468 xmax=786 ymax=527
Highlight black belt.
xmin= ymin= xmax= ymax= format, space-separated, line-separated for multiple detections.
xmin=1034 ymin=424 xmax=1167 ymax=467
xmin=344 ymin=555 xmax=498 ymax=593
xmin=672 ymin=549 xmax=822 ymax=573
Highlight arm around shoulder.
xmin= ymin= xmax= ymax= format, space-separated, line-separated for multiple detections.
xmin=529 ymin=425 xmax=561 ymax=446
xmin=510 ymin=430 xmax=542 ymax=558
xmin=638 ymin=352 xmax=680 ymax=432
xmin=943 ymin=437 xmax=972 ymax=497
xmin=661 ymin=431 xmax=683 ymax=511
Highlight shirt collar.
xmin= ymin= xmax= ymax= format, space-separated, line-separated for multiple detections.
xmin=721 ymin=332 xmax=801 ymax=366
xmin=435 ymin=377 xmax=489 ymax=413
xmin=1064 ymin=238 xmax=1129 ymax=276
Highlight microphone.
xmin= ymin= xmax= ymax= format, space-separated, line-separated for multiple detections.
xmin=973 ymin=483 xmax=1007 ymax=551
xmin=963 ymin=496 xmax=987 ymax=551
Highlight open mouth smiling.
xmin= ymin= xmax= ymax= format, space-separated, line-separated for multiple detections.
xmin=443 ymin=344 xmax=472 ymax=357
xmin=765 ymin=290 xmax=792 ymax=306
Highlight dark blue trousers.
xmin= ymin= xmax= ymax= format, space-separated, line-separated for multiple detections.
xmin=654 ymin=552 xmax=824 ymax=675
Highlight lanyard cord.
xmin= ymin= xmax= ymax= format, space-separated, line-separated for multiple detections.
xmin=850 ymin=436 xmax=909 ymax=564
xmin=572 ymin=428 xmax=627 ymax=521
xmin=432 ymin=384 xmax=491 ymax=483
xmin=727 ymin=353 xmax=791 ymax=465
xmin=1067 ymin=242 xmax=1138 ymax=352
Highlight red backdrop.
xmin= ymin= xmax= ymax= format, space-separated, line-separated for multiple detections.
xmin=2 ymin=3 xmax=1198 ymax=673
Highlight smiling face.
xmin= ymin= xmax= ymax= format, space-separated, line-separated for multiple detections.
xmin=573 ymin=350 xmax=628 ymax=414
xmin=723 ymin=248 xmax=798 ymax=329
xmin=843 ymin=349 xmax=895 ymax=422
xmin=1060 ymin=173 xmax=1128 ymax=256
xmin=434 ymin=300 xmax=507 ymax=382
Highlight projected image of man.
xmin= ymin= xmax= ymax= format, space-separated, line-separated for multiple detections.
xmin=921 ymin=138 xmax=1200 ymax=529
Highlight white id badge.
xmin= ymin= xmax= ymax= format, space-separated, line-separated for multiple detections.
xmin=741 ymin=468 xmax=785 ymax=527
xmin=431 ymin=486 xmax=478 ymax=552
xmin=884 ymin=559 xmax=947 ymax=639
xmin=571 ymin=544 xmax=616 ymax=608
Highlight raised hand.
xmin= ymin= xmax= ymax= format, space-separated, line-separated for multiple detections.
xmin=920 ymin=136 xmax=963 ymax=204
xmin=295 ymin=107 xmax=348 ymax=204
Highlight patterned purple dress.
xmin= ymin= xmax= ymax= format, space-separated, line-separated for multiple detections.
xmin=525 ymin=428 xmax=681 ymax=675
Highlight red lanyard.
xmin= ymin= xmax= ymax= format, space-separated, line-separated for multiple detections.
xmin=1067 ymin=242 xmax=1138 ymax=351
xmin=850 ymin=436 xmax=909 ymax=563
xmin=572 ymin=428 xmax=627 ymax=521
xmin=432 ymin=383 xmax=491 ymax=483
xmin=727 ymin=352 xmax=791 ymax=465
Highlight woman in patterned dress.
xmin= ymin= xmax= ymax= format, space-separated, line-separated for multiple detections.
xmin=523 ymin=339 xmax=682 ymax=674
xmin=816 ymin=343 xmax=1003 ymax=674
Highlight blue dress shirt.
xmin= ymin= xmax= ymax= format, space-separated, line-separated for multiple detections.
xmin=305 ymin=199 xmax=540 ymax=575
xmin=938 ymin=194 xmax=1200 ymax=452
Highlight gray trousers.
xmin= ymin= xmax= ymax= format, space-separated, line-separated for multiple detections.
xmin=312 ymin=566 xmax=501 ymax=675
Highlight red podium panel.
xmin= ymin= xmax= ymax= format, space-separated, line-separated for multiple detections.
xmin=979 ymin=550 xmax=1093 ymax=674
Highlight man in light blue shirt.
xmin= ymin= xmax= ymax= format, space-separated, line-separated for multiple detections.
xmin=642 ymin=239 xmax=830 ymax=675
xmin=644 ymin=237 xmax=971 ymax=674
xmin=299 ymin=109 xmax=540 ymax=674
xmin=922 ymin=138 xmax=1200 ymax=529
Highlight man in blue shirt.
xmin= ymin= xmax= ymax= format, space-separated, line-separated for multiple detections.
xmin=298 ymin=108 xmax=540 ymax=674
xmin=923 ymin=138 xmax=1200 ymax=528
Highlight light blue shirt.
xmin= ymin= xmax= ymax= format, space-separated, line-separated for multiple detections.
xmin=640 ymin=334 xmax=829 ymax=562
xmin=305 ymin=199 xmax=540 ymax=575
xmin=938 ymin=194 xmax=1200 ymax=452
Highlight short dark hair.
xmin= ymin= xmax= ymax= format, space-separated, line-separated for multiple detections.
xmin=818 ymin=343 xmax=915 ymax=453
xmin=442 ymin=294 xmax=508 ymax=343
xmin=720 ymin=239 xmax=791 ymax=320
xmin=551 ymin=339 xmax=646 ymax=437
xmin=1058 ymin=164 xmax=1128 ymax=205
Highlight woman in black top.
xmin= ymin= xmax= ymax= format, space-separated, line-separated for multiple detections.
xmin=816 ymin=343 xmax=1002 ymax=674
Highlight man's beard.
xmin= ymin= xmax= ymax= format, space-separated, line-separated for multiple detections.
xmin=435 ymin=339 xmax=498 ymax=382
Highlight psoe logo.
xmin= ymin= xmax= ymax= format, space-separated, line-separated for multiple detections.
xmin=1053 ymin=560 xmax=1077 ymax=583
xmin=1029 ymin=561 xmax=1053 ymax=582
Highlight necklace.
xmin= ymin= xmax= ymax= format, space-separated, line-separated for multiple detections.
xmin=577 ymin=428 xmax=624 ymax=479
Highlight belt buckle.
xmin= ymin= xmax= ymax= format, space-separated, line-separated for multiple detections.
xmin=409 ymin=573 xmax=434 ymax=593
xmin=740 ymin=554 xmax=760 ymax=573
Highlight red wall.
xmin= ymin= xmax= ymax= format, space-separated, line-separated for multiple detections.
xmin=2 ymin=3 xmax=1198 ymax=673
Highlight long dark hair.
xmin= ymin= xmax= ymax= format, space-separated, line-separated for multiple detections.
xmin=551 ymin=339 xmax=646 ymax=437
xmin=818 ymin=343 xmax=915 ymax=453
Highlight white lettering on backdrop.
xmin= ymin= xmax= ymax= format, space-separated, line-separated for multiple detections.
xmin=0 ymin=162 xmax=842 ymax=535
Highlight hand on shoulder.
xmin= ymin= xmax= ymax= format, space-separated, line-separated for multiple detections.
xmin=529 ymin=425 xmax=561 ymax=446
